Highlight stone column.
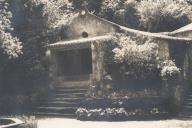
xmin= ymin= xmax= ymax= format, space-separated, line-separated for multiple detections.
xmin=91 ymin=41 xmax=105 ymax=87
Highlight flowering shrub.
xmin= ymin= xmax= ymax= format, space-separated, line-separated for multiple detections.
xmin=150 ymin=108 xmax=160 ymax=115
xmin=110 ymin=34 xmax=160 ymax=80
xmin=112 ymin=34 xmax=159 ymax=67
xmin=76 ymin=108 xmax=88 ymax=119
xmin=104 ymin=33 xmax=183 ymax=83
xmin=161 ymin=60 xmax=181 ymax=80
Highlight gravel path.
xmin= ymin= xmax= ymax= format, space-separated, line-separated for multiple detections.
xmin=37 ymin=118 xmax=192 ymax=128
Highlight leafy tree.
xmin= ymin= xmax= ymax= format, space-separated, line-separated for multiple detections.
xmin=136 ymin=0 xmax=192 ymax=32
xmin=37 ymin=0 xmax=75 ymax=29
xmin=72 ymin=0 xmax=103 ymax=13
xmin=99 ymin=0 xmax=139 ymax=28
xmin=0 ymin=0 xmax=22 ymax=89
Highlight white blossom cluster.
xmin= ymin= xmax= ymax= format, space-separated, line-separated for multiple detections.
xmin=76 ymin=107 xmax=128 ymax=118
xmin=0 ymin=0 xmax=22 ymax=59
xmin=112 ymin=34 xmax=159 ymax=67
xmin=161 ymin=60 xmax=180 ymax=78
xmin=0 ymin=28 xmax=22 ymax=59
xmin=0 ymin=2 xmax=12 ymax=30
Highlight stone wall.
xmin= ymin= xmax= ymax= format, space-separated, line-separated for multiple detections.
xmin=170 ymin=31 xmax=192 ymax=80
xmin=160 ymin=30 xmax=192 ymax=113
xmin=63 ymin=12 xmax=116 ymax=40
xmin=91 ymin=42 xmax=104 ymax=86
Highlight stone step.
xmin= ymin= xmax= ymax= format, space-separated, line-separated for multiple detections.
xmin=57 ymin=75 xmax=91 ymax=81
xmin=179 ymin=111 xmax=192 ymax=119
xmin=55 ymin=88 xmax=88 ymax=90
xmin=180 ymin=88 xmax=192 ymax=117
xmin=51 ymin=97 xmax=85 ymax=102
xmin=184 ymin=102 xmax=192 ymax=106
xmin=37 ymin=107 xmax=78 ymax=114
xmin=54 ymin=89 xmax=87 ymax=93
xmin=35 ymin=80 xmax=89 ymax=117
xmin=184 ymin=99 xmax=192 ymax=102
xmin=186 ymin=96 xmax=192 ymax=99
xmin=53 ymin=93 xmax=85 ymax=98
xmin=181 ymin=109 xmax=192 ymax=114
xmin=45 ymin=101 xmax=79 ymax=107
xmin=55 ymin=86 xmax=89 ymax=90
xmin=183 ymin=106 xmax=192 ymax=110
xmin=57 ymin=80 xmax=91 ymax=86
xmin=35 ymin=112 xmax=76 ymax=118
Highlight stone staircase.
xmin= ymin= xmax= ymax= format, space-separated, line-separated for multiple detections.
xmin=34 ymin=80 xmax=169 ymax=119
xmin=179 ymin=87 xmax=192 ymax=118
xmin=35 ymin=80 xmax=90 ymax=118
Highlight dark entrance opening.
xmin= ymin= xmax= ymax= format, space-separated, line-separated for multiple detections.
xmin=55 ymin=48 xmax=92 ymax=76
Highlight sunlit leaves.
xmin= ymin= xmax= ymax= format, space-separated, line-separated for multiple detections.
xmin=112 ymin=34 xmax=159 ymax=68
xmin=0 ymin=0 xmax=22 ymax=59
xmin=136 ymin=0 xmax=192 ymax=31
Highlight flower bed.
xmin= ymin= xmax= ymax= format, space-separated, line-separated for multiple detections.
xmin=76 ymin=108 xmax=128 ymax=121
xmin=76 ymin=107 xmax=168 ymax=121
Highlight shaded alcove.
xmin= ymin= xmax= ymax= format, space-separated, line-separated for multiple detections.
xmin=55 ymin=48 xmax=92 ymax=76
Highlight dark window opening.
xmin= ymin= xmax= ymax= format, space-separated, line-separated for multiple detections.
xmin=82 ymin=31 xmax=88 ymax=38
